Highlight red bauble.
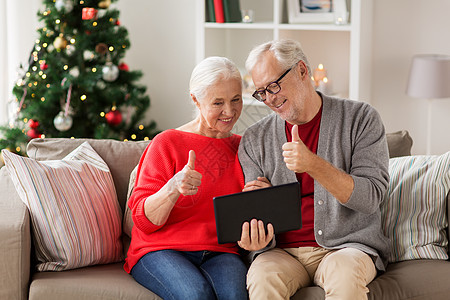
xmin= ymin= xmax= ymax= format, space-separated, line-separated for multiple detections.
xmin=28 ymin=119 xmax=40 ymax=129
xmin=115 ymin=20 xmax=120 ymax=26
xmin=40 ymin=62 xmax=48 ymax=70
xmin=118 ymin=63 xmax=129 ymax=71
xmin=105 ymin=110 xmax=122 ymax=126
xmin=26 ymin=128 xmax=41 ymax=139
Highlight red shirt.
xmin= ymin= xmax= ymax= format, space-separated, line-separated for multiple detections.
xmin=124 ymin=130 xmax=244 ymax=273
xmin=278 ymin=106 xmax=322 ymax=248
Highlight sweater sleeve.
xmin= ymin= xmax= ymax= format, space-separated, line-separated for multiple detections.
xmin=128 ymin=133 xmax=175 ymax=234
xmin=343 ymin=104 xmax=390 ymax=214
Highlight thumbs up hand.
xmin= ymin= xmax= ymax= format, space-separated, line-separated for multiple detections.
xmin=282 ymin=125 xmax=312 ymax=173
xmin=171 ymin=150 xmax=202 ymax=196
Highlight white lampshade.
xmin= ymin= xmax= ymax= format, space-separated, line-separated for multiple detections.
xmin=406 ymin=54 xmax=450 ymax=98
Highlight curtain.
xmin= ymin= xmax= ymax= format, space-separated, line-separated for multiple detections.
xmin=0 ymin=0 xmax=40 ymax=127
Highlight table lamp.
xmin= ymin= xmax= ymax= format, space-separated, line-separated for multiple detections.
xmin=406 ymin=54 xmax=450 ymax=154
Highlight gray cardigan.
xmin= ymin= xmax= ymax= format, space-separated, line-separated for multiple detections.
xmin=238 ymin=94 xmax=391 ymax=271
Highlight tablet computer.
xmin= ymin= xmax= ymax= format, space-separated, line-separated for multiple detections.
xmin=213 ymin=182 xmax=302 ymax=244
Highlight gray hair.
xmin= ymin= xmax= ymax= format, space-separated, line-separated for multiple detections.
xmin=245 ymin=39 xmax=312 ymax=77
xmin=190 ymin=56 xmax=242 ymax=101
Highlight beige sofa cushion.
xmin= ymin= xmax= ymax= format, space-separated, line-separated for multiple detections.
xmin=386 ymin=130 xmax=413 ymax=158
xmin=3 ymin=143 xmax=123 ymax=271
xmin=27 ymin=138 xmax=149 ymax=211
xmin=381 ymin=152 xmax=450 ymax=262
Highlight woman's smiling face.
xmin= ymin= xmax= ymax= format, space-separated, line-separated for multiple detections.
xmin=195 ymin=77 xmax=243 ymax=137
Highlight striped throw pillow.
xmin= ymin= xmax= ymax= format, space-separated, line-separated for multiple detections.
xmin=381 ymin=152 xmax=450 ymax=262
xmin=2 ymin=142 xmax=123 ymax=271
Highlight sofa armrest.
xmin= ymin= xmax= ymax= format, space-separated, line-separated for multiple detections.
xmin=0 ymin=167 xmax=31 ymax=300
xmin=448 ymin=192 xmax=450 ymax=258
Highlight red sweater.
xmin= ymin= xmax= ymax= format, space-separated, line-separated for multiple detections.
xmin=279 ymin=106 xmax=322 ymax=248
xmin=124 ymin=130 xmax=244 ymax=273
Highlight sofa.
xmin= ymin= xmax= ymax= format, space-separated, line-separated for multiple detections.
xmin=0 ymin=131 xmax=449 ymax=300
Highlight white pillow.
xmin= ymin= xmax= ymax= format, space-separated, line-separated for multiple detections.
xmin=2 ymin=142 xmax=123 ymax=271
xmin=381 ymin=152 xmax=450 ymax=262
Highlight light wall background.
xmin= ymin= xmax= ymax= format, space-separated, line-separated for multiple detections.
xmin=2 ymin=0 xmax=450 ymax=155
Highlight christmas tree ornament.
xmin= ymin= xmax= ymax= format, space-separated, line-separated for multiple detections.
xmin=65 ymin=44 xmax=76 ymax=55
xmin=118 ymin=62 xmax=129 ymax=71
xmin=98 ymin=0 xmax=111 ymax=9
xmin=69 ymin=67 xmax=80 ymax=77
xmin=53 ymin=34 xmax=68 ymax=50
xmin=27 ymin=119 xmax=40 ymax=129
xmin=55 ymin=0 xmax=74 ymax=13
xmin=40 ymin=62 xmax=48 ymax=70
xmin=26 ymin=128 xmax=41 ymax=139
xmin=105 ymin=107 xmax=122 ymax=126
xmin=96 ymin=80 xmax=106 ymax=89
xmin=102 ymin=62 xmax=119 ymax=82
xmin=82 ymin=8 xmax=98 ymax=20
xmin=53 ymin=111 xmax=73 ymax=131
xmin=95 ymin=43 xmax=108 ymax=55
xmin=83 ymin=50 xmax=95 ymax=60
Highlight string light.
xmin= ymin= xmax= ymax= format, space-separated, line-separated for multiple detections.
xmin=144 ymin=137 xmax=150 ymax=141
xmin=92 ymin=67 xmax=97 ymax=72
xmin=63 ymin=65 xmax=69 ymax=70
xmin=43 ymin=42 xmax=48 ymax=47
xmin=23 ymin=118 xmax=28 ymax=123
xmin=42 ymin=74 xmax=47 ymax=79
xmin=26 ymin=72 xmax=31 ymax=77
xmin=109 ymin=46 xmax=114 ymax=52
xmin=93 ymin=22 xmax=98 ymax=27
xmin=55 ymin=19 xmax=61 ymax=24
xmin=40 ymin=97 xmax=45 ymax=102
xmin=131 ymin=134 xmax=136 ymax=140
xmin=32 ymin=66 xmax=38 ymax=71
xmin=139 ymin=125 xmax=144 ymax=130
xmin=100 ymin=112 xmax=105 ymax=117
xmin=70 ymin=38 xmax=76 ymax=44
xmin=80 ymin=95 xmax=87 ymax=101
xmin=16 ymin=147 xmax=21 ymax=152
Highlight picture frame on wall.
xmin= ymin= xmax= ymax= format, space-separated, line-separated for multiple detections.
xmin=287 ymin=0 xmax=348 ymax=24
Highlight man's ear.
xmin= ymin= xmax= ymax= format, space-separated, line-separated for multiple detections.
xmin=297 ymin=61 xmax=308 ymax=78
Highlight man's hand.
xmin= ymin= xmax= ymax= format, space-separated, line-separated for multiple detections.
xmin=243 ymin=176 xmax=272 ymax=192
xmin=238 ymin=219 xmax=274 ymax=251
xmin=282 ymin=124 xmax=313 ymax=173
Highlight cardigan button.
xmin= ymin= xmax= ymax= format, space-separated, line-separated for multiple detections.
xmin=318 ymin=230 xmax=323 ymax=235
xmin=318 ymin=200 xmax=324 ymax=205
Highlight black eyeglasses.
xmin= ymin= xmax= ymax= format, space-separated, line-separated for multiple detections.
xmin=252 ymin=67 xmax=292 ymax=102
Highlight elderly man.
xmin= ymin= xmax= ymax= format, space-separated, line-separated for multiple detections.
xmin=238 ymin=39 xmax=390 ymax=300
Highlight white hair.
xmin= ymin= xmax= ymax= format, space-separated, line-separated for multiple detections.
xmin=245 ymin=39 xmax=312 ymax=76
xmin=189 ymin=56 xmax=242 ymax=101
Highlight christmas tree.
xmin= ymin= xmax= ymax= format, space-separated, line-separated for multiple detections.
xmin=0 ymin=0 xmax=158 ymax=156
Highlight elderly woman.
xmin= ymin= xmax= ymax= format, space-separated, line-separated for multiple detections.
xmin=124 ymin=57 xmax=248 ymax=300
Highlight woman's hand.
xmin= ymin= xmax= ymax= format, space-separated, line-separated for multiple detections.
xmin=170 ymin=150 xmax=202 ymax=196
xmin=238 ymin=219 xmax=274 ymax=251
xmin=144 ymin=150 xmax=202 ymax=225
xmin=242 ymin=176 xmax=272 ymax=192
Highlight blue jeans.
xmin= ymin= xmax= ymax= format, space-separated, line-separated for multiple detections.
xmin=131 ymin=250 xmax=248 ymax=300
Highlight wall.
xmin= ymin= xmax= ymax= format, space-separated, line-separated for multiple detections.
xmin=371 ymin=0 xmax=450 ymax=155
xmin=121 ymin=0 xmax=450 ymax=155
xmin=115 ymin=0 xmax=196 ymax=131
xmin=3 ymin=0 xmax=450 ymax=154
